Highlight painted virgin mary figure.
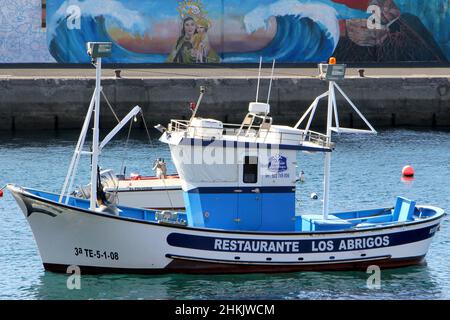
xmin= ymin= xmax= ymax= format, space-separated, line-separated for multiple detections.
xmin=166 ymin=17 xmax=197 ymax=63
xmin=167 ymin=0 xmax=220 ymax=64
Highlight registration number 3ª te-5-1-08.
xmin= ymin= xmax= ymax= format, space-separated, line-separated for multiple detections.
xmin=74 ymin=247 xmax=119 ymax=260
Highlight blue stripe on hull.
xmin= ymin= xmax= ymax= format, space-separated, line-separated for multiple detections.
xmin=167 ymin=223 xmax=439 ymax=254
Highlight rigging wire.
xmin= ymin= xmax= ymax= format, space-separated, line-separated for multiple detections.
xmin=119 ymin=119 xmax=134 ymax=177
xmin=101 ymin=90 xmax=120 ymax=123
xmin=140 ymin=111 xmax=175 ymax=212
xmin=109 ymin=117 xmax=134 ymax=203
xmin=101 ymin=90 xmax=176 ymax=212
xmin=140 ymin=111 xmax=154 ymax=149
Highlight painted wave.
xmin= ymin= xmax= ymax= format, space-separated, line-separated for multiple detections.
xmin=48 ymin=0 xmax=165 ymax=63
xmin=224 ymin=0 xmax=340 ymax=63
xmin=47 ymin=0 xmax=347 ymax=63
xmin=48 ymin=0 xmax=343 ymax=63
xmin=49 ymin=16 xmax=166 ymax=63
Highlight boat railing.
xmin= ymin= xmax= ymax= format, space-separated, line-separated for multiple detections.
xmin=168 ymin=120 xmax=332 ymax=149
xmin=169 ymin=119 xmax=190 ymax=133
xmin=169 ymin=120 xmax=262 ymax=136
xmin=302 ymin=130 xmax=332 ymax=148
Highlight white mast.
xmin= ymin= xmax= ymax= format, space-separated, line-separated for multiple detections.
xmin=294 ymin=59 xmax=376 ymax=220
xmin=320 ymin=60 xmax=376 ymax=219
xmin=266 ymin=59 xmax=276 ymax=104
xmin=89 ymin=56 xmax=102 ymax=210
xmin=59 ymin=42 xmax=113 ymax=208
xmin=322 ymin=79 xmax=334 ymax=219
xmin=255 ymin=56 xmax=262 ymax=102
xmin=59 ymin=42 xmax=142 ymax=208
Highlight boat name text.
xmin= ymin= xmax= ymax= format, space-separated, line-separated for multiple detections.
xmin=214 ymin=239 xmax=300 ymax=253
xmin=311 ymin=236 xmax=390 ymax=252
xmin=212 ymin=236 xmax=390 ymax=253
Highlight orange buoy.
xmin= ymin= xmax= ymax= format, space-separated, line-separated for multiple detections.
xmin=402 ymin=165 xmax=415 ymax=177
xmin=0 ymin=189 xmax=3 ymax=198
xmin=328 ymin=57 xmax=337 ymax=65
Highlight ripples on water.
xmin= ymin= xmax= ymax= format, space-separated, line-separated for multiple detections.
xmin=0 ymin=129 xmax=449 ymax=300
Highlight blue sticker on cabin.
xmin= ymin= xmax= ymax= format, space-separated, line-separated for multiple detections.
xmin=268 ymin=155 xmax=287 ymax=173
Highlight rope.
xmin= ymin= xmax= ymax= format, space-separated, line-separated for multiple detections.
xmin=160 ymin=174 xmax=175 ymax=212
xmin=101 ymin=90 xmax=120 ymax=123
xmin=110 ymin=119 xmax=134 ymax=201
xmin=140 ymin=111 xmax=175 ymax=212
xmin=119 ymin=120 xmax=133 ymax=179
xmin=140 ymin=112 xmax=154 ymax=149
xmin=100 ymin=94 xmax=177 ymax=212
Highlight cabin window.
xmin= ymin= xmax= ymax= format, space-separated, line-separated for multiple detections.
xmin=243 ymin=156 xmax=258 ymax=184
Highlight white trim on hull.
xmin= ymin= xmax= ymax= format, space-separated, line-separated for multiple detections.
xmin=10 ymin=186 xmax=444 ymax=274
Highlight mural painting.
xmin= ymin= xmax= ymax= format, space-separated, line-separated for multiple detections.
xmin=0 ymin=0 xmax=53 ymax=63
xmin=2 ymin=0 xmax=448 ymax=64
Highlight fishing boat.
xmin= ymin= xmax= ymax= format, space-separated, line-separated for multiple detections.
xmin=6 ymin=44 xmax=445 ymax=274
xmin=73 ymin=169 xmax=183 ymax=210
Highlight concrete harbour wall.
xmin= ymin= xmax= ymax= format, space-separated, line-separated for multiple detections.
xmin=0 ymin=76 xmax=449 ymax=131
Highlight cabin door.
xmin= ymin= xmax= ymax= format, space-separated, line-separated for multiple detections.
xmin=237 ymin=156 xmax=262 ymax=230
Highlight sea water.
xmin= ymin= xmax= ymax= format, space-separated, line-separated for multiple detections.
xmin=0 ymin=129 xmax=448 ymax=300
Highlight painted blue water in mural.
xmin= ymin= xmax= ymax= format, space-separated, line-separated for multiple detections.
xmin=46 ymin=0 xmax=449 ymax=63
xmin=45 ymin=0 xmax=367 ymax=63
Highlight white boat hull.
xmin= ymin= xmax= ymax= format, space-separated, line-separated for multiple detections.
xmin=114 ymin=188 xmax=184 ymax=210
xmin=102 ymin=175 xmax=184 ymax=210
xmin=11 ymin=187 xmax=444 ymax=274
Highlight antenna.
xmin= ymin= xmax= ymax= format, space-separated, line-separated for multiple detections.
xmin=188 ymin=86 xmax=206 ymax=126
xmin=255 ymin=56 xmax=262 ymax=102
xmin=267 ymin=59 xmax=276 ymax=104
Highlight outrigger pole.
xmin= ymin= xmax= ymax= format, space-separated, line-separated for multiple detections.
xmin=295 ymin=58 xmax=376 ymax=220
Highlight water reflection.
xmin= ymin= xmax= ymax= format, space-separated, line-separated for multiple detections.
xmin=401 ymin=176 xmax=415 ymax=185
xmin=28 ymin=264 xmax=441 ymax=300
